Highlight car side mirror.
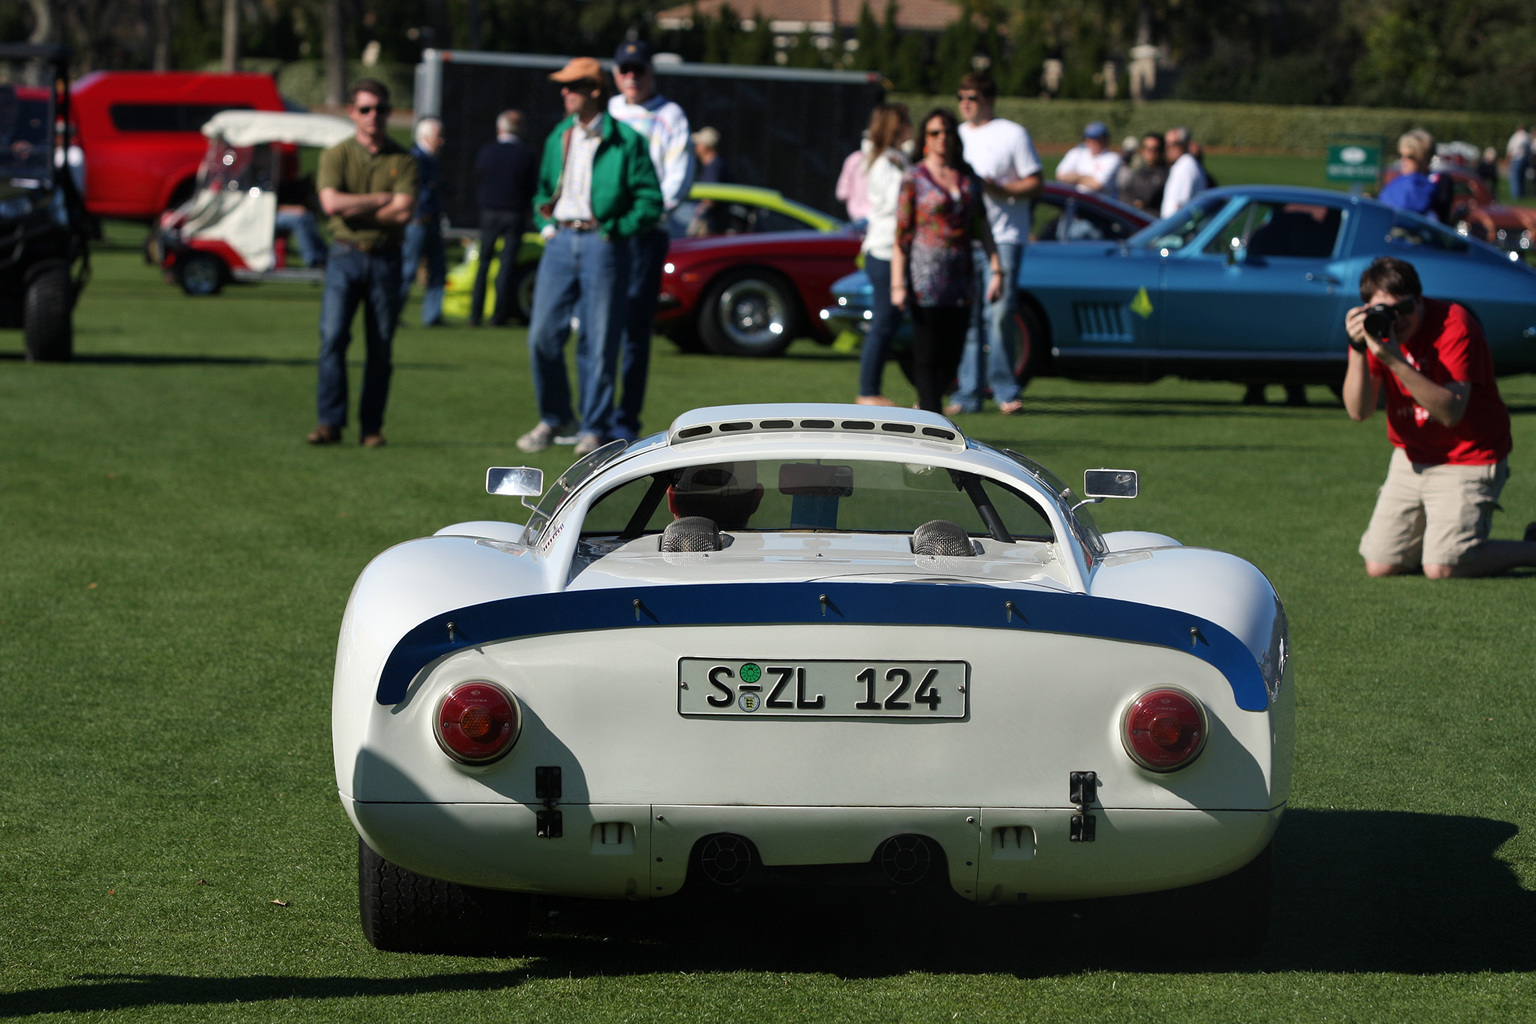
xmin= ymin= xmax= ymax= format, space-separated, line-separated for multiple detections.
xmin=1226 ymin=234 xmax=1247 ymax=265
xmin=1084 ymin=468 xmax=1138 ymax=499
xmin=486 ymin=467 xmax=543 ymax=509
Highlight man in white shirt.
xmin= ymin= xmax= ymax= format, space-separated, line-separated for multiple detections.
xmin=950 ymin=71 xmax=1042 ymax=416
xmin=1055 ymin=121 xmax=1122 ymax=198
xmin=1160 ymin=125 xmax=1209 ymax=218
xmin=1507 ymin=125 xmax=1531 ymax=201
xmin=607 ymin=40 xmax=693 ymax=442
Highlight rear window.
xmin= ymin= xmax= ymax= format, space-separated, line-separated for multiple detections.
xmin=108 ymin=103 xmax=254 ymax=133
xmin=579 ymin=459 xmax=1056 ymax=542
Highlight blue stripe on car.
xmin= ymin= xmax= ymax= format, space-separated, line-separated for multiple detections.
xmin=376 ymin=581 xmax=1268 ymax=711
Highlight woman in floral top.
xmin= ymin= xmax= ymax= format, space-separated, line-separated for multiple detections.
xmin=891 ymin=107 xmax=1002 ymax=413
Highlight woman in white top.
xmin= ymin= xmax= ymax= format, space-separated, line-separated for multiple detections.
xmin=856 ymin=103 xmax=911 ymax=406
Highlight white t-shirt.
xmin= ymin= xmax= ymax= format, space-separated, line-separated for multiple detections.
xmin=860 ymin=148 xmax=909 ymax=261
xmin=1055 ymin=144 xmax=1123 ymax=198
xmin=958 ymin=118 xmax=1041 ymax=246
xmin=1161 ymin=152 xmax=1209 ymax=218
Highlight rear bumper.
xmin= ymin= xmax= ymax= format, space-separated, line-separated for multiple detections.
xmin=345 ymin=796 xmax=1282 ymax=904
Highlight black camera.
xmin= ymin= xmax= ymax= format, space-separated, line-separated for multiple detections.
xmin=1361 ymin=303 xmax=1399 ymax=342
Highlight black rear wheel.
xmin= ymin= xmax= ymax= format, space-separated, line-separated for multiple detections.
xmin=177 ymin=252 xmax=225 ymax=296
xmin=1013 ymin=301 xmax=1046 ymax=390
xmin=358 ymin=837 xmax=531 ymax=955
xmin=23 ymin=260 xmax=73 ymax=362
xmin=698 ymin=269 xmax=798 ymax=357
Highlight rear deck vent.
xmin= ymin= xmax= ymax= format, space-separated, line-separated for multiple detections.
xmin=799 ymin=418 xmax=834 ymax=428
xmin=881 ymin=422 xmax=916 ymax=434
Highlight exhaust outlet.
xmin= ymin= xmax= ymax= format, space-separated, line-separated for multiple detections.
xmin=877 ymin=834 xmax=933 ymax=886
xmin=697 ymin=833 xmax=754 ymax=886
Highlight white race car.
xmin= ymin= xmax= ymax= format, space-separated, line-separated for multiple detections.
xmin=333 ymin=404 xmax=1293 ymax=954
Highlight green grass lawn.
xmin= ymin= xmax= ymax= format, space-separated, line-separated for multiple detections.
xmin=3 ymin=231 xmax=1536 ymax=1022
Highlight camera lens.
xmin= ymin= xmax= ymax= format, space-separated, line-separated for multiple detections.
xmin=1362 ymin=304 xmax=1397 ymax=341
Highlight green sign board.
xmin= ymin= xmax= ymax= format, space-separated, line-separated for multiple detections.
xmin=1327 ymin=143 xmax=1381 ymax=183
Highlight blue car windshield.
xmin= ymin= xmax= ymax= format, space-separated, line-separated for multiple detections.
xmin=1129 ymin=194 xmax=1229 ymax=252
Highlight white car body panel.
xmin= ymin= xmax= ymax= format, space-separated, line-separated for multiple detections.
xmin=333 ymin=403 xmax=1294 ymax=908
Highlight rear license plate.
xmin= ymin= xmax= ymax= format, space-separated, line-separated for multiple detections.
xmin=678 ymin=659 xmax=968 ymax=718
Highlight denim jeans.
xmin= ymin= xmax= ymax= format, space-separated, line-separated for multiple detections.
xmin=1511 ymin=155 xmax=1529 ymax=201
xmin=317 ymin=243 xmax=401 ymax=435
xmin=400 ymin=219 xmax=446 ymax=325
xmin=274 ymin=209 xmax=326 ymax=267
xmin=951 ymin=242 xmax=1022 ymax=411
xmin=527 ymin=227 xmax=629 ymax=437
xmin=611 ymin=227 xmax=670 ymax=441
xmin=858 ymin=254 xmax=898 ymax=397
xmin=472 ymin=209 xmax=528 ymax=324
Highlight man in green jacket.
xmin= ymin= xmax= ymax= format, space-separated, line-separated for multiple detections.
xmin=516 ymin=57 xmax=662 ymax=457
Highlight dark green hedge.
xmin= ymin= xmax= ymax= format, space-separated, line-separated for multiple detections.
xmin=891 ymin=94 xmax=1522 ymax=155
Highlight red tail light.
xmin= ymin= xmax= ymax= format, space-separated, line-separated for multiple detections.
xmin=435 ymin=681 xmax=520 ymax=764
xmin=1122 ymin=688 xmax=1207 ymax=772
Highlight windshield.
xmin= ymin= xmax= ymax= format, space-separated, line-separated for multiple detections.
xmin=1000 ymin=450 xmax=1108 ymax=561
xmin=576 ymin=458 xmax=1057 ymax=543
xmin=0 ymin=86 xmax=53 ymax=185
xmin=197 ymin=140 xmax=281 ymax=193
xmin=524 ymin=439 xmax=631 ymax=543
xmin=1127 ymin=193 xmax=1229 ymax=252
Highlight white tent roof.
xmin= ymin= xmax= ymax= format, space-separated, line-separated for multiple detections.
xmin=200 ymin=110 xmax=355 ymax=149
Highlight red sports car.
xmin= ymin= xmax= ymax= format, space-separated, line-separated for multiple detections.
xmin=657 ymin=227 xmax=864 ymax=357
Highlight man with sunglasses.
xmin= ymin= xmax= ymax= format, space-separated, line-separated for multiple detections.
xmin=308 ymin=78 xmax=418 ymax=448
xmin=948 ymin=71 xmax=1041 ymax=417
xmin=1343 ymin=257 xmax=1536 ymax=577
xmin=517 ymin=57 xmax=661 ymax=458
xmin=606 ymin=40 xmax=692 ymax=443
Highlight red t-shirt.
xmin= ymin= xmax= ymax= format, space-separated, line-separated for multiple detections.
xmin=1365 ymin=298 xmax=1511 ymax=465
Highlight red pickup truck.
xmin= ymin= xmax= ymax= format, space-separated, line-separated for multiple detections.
xmin=72 ymin=71 xmax=288 ymax=221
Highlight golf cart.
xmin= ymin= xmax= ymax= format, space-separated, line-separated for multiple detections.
xmin=0 ymin=44 xmax=91 ymax=362
xmin=156 ymin=109 xmax=352 ymax=295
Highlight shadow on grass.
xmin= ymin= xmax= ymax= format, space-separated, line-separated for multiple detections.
xmin=2 ymin=809 xmax=1531 ymax=1014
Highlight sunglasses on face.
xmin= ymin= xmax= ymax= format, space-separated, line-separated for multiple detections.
xmin=926 ymin=128 xmax=948 ymax=137
xmin=956 ymin=92 xmax=981 ymax=102
xmin=354 ymin=104 xmax=388 ymax=115
xmin=617 ymin=64 xmax=649 ymax=76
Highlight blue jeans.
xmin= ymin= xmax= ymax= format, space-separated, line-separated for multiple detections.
xmin=612 ymin=227 xmax=669 ymax=441
xmin=527 ymin=227 xmax=628 ymax=437
xmin=274 ymin=208 xmax=326 ymax=267
xmin=400 ymin=219 xmax=446 ymax=325
xmin=858 ymin=254 xmax=898 ymax=397
xmin=317 ymin=243 xmax=401 ymax=435
xmin=1511 ymin=155 xmax=1529 ymax=201
xmin=951 ymin=242 xmax=1022 ymax=411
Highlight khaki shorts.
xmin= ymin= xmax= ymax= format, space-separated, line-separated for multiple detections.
xmin=1359 ymin=449 xmax=1508 ymax=569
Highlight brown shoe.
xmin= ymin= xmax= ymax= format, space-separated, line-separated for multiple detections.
xmin=360 ymin=433 xmax=387 ymax=448
xmin=306 ymin=424 xmax=342 ymax=445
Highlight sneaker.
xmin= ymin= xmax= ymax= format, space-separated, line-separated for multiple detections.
xmin=516 ymin=421 xmax=559 ymax=453
xmin=573 ymin=432 xmax=603 ymax=457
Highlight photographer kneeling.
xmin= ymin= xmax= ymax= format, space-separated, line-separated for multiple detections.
xmin=1343 ymin=256 xmax=1536 ymax=578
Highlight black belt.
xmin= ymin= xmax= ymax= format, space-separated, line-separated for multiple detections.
xmin=556 ymin=219 xmax=598 ymax=232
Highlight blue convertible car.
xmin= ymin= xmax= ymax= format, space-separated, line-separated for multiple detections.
xmin=829 ymin=185 xmax=1536 ymax=390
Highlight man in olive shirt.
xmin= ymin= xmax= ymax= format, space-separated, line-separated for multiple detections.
xmin=308 ymin=78 xmax=418 ymax=448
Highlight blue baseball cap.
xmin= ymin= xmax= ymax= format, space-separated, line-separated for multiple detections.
xmin=614 ymin=40 xmax=653 ymax=68
xmin=1083 ymin=121 xmax=1109 ymax=140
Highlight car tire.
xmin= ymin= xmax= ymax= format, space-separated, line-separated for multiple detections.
xmin=177 ymin=253 xmax=225 ymax=296
xmin=511 ymin=261 xmax=537 ymax=324
xmin=23 ymin=260 xmax=74 ymax=363
xmin=358 ymin=837 xmax=531 ymax=955
xmin=1014 ymin=300 xmax=1047 ymax=389
xmin=698 ymin=269 xmax=798 ymax=357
